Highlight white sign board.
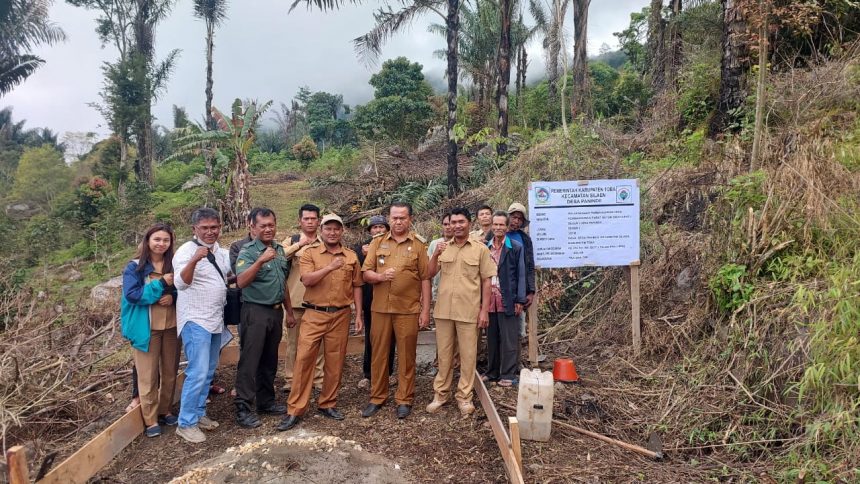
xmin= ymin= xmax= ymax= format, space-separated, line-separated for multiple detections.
xmin=528 ymin=179 xmax=640 ymax=268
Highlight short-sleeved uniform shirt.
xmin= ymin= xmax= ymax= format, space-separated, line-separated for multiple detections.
xmin=236 ymin=238 xmax=290 ymax=305
xmin=300 ymin=243 xmax=363 ymax=308
xmin=362 ymin=231 xmax=429 ymax=315
xmin=283 ymin=233 xmax=320 ymax=309
xmin=433 ymin=237 xmax=498 ymax=323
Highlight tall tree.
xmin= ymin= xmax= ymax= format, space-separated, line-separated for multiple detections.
xmin=192 ymin=0 xmax=228 ymax=132
xmin=646 ymin=0 xmax=665 ymax=91
xmin=665 ymin=0 xmax=682 ymax=87
xmin=131 ymin=0 xmax=176 ymax=185
xmin=496 ymin=0 xmax=512 ymax=155
xmin=530 ymin=0 xmax=569 ymax=124
xmin=0 ymin=0 xmax=67 ymax=96
xmin=708 ymin=0 xmax=749 ymax=136
xmin=570 ymin=0 xmax=590 ymax=119
xmin=354 ymin=0 xmax=461 ymax=196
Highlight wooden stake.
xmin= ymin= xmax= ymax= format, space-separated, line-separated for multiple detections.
xmin=475 ymin=370 xmax=525 ymax=484
xmin=629 ymin=262 xmax=641 ymax=353
xmin=508 ymin=417 xmax=522 ymax=473
xmin=553 ymin=418 xmax=662 ymax=459
xmin=6 ymin=445 xmax=30 ymax=484
xmin=527 ymin=295 xmax=539 ymax=367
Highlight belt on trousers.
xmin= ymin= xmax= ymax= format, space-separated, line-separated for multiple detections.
xmin=302 ymin=302 xmax=349 ymax=313
xmin=246 ymin=301 xmax=283 ymax=310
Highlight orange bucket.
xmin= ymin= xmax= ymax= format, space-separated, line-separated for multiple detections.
xmin=553 ymin=358 xmax=579 ymax=383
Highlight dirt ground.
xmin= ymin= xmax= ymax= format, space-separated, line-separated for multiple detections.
xmin=90 ymin=336 xmax=723 ymax=484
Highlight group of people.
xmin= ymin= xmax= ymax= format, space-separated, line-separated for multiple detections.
xmin=120 ymin=201 xmax=536 ymax=443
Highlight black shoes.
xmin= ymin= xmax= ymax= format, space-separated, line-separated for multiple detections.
xmin=361 ymin=403 xmax=383 ymax=418
xmin=258 ymin=403 xmax=287 ymax=415
xmin=318 ymin=407 xmax=345 ymax=420
xmin=277 ymin=414 xmax=300 ymax=431
xmin=236 ymin=410 xmax=262 ymax=428
xmin=396 ymin=405 xmax=411 ymax=419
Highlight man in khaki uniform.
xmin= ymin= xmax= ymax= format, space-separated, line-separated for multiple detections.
xmin=278 ymin=214 xmax=364 ymax=431
xmin=427 ymin=207 xmax=496 ymax=416
xmin=282 ymin=204 xmax=325 ymax=391
xmin=360 ymin=202 xmax=431 ymax=420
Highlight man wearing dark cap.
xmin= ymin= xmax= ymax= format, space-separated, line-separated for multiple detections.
xmin=353 ymin=215 xmax=396 ymax=389
xmin=278 ymin=214 xmax=364 ymax=431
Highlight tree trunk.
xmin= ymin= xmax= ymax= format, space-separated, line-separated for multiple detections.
xmin=446 ymin=0 xmax=460 ymax=197
xmin=750 ymin=0 xmax=768 ymax=169
xmin=204 ymin=22 xmax=215 ymax=179
xmin=133 ymin=0 xmax=154 ymax=186
xmin=709 ymin=0 xmax=749 ymax=137
xmin=647 ymin=0 xmax=666 ymax=91
xmin=570 ymin=0 xmax=590 ymax=121
xmin=666 ymin=0 xmax=683 ymax=87
xmin=496 ymin=0 xmax=512 ymax=155
xmin=223 ymin=153 xmax=251 ymax=231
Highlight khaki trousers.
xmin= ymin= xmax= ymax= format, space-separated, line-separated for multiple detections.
xmin=432 ymin=318 xmax=478 ymax=403
xmin=370 ymin=312 xmax=417 ymax=406
xmin=286 ymin=308 xmax=350 ymax=416
xmin=284 ymin=307 xmax=324 ymax=389
xmin=133 ymin=328 xmax=179 ymax=427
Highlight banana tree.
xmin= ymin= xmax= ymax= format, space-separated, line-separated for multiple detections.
xmin=170 ymin=98 xmax=271 ymax=230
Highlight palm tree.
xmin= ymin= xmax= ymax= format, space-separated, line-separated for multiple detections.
xmin=171 ymin=99 xmax=271 ymax=230
xmin=570 ymin=0 xmax=590 ymax=119
xmin=0 ymin=0 xmax=67 ymax=96
xmin=496 ymin=0 xmax=512 ymax=154
xmin=529 ymin=0 xmax=569 ymax=124
xmin=354 ymin=0 xmax=461 ymax=196
xmin=192 ymin=0 xmax=228 ymax=132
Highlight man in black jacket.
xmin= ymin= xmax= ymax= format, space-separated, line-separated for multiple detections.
xmin=506 ymin=203 xmax=536 ymax=337
xmin=353 ymin=215 xmax=396 ymax=389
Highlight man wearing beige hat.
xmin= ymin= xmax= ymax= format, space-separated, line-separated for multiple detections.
xmin=506 ymin=202 xmax=536 ymax=336
xmin=278 ymin=213 xmax=364 ymax=431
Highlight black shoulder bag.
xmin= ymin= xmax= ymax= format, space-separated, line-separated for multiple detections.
xmin=193 ymin=240 xmax=242 ymax=325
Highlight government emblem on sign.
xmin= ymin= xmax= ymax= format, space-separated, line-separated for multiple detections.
xmin=535 ymin=187 xmax=550 ymax=205
xmin=616 ymin=186 xmax=632 ymax=203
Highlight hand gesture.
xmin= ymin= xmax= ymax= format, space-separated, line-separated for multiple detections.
xmin=285 ymin=312 xmax=297 ymax=328
xmin=361 ymin=244 xmax=370 ymax=256
xmin=157 ymin=294 xmax=173 ymax=306
xmin=161 ymin=273 xmax=174 ymax=286
xmin=478 ymin=310 xmax=489 ymax=329
xmin=434 ymin=240 xmax=448 ymax=256
xmin=418 ymin=311 xmax=430 ymax=330
xmin=382 ymin=267 xmax=396 ymax=281
xmin=328 ymin=256 xmax=345 ymax=271
xmin=259 ymin=247 xmax=277 ymax=263
xmin=192 ymin=246 xmax=210 ymax=262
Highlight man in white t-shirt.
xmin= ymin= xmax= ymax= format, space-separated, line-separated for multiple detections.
xmin=173 ymin=207 xmax=233 ymax=443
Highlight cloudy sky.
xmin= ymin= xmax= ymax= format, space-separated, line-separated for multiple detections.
xmin=5 ymin=0 xmax=648 ymax=138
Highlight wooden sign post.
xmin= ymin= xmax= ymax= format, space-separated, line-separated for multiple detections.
xmin=527 ymin=294 xmax=539 ymax=367
xmin=629 ymin=261 xmax=641 ymax=353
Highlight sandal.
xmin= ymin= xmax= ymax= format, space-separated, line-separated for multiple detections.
xmin=498 ymin=378 xmax=518 ymax=387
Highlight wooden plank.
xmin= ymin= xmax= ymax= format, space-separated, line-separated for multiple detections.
xmin=527 ymin=295 xmax=539 ymax=367
xmin=509 ymin=417 xmax=522 ymax=473
xmin=6 ymin=445 xmax=30 ymax=484
xmin=630 ymin=264 xmax=641 ymax=353
xmin=474 ymin=370 xmax=525 ymax=484
xmin=38 ymin=407 xmax=145 ymax=484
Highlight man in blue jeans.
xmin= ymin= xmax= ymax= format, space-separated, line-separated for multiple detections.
xmin=173 ymin=208 xmax=234 ymax=443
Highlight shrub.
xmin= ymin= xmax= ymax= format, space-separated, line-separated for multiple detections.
xmin=154 ymin=158 xmax=205 ymax=192
xmin=292 ymin=136 xmax=320 ymax=169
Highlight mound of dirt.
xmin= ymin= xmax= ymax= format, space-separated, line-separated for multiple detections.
xmin=170 ymin=431 xmax=404 ymax=484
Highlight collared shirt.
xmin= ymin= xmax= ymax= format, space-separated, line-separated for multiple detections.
xmin=236 ymin=238 xmax=290 ymax=305
xmin=283 ymin=232 xmax=320 ymax=309
xmin=362 ymin=231 xmax=429 ymax=314
xmin=173 ymin=240 xmax=231 ymax=335
xmin=147 ymin=270 xmax=176 ymax=330
xmin=487 ymin=240 xmax=505 ymax=313
xmin=433 ymin=237 xmax=497 ymax=323
xmin=300 ymin=243 xmax=363 ymax=308
xmin=470 ymin=228 xmax=490 ymax=242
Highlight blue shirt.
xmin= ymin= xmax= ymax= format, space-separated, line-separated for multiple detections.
xmin=507 ymin=231 xmax=524 ymax=247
